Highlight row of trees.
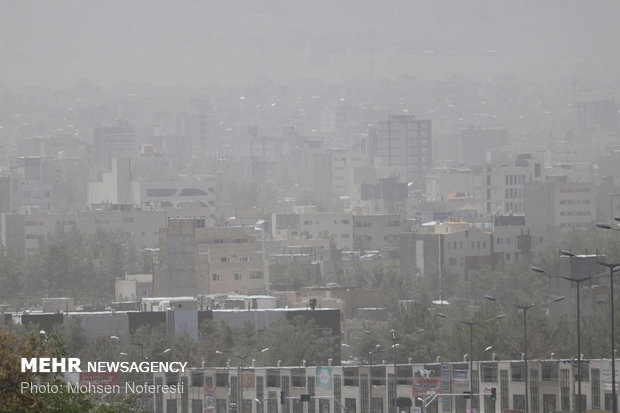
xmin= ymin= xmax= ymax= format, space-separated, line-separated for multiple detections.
xmin=0 ymin=227 xmax=153 ymax=305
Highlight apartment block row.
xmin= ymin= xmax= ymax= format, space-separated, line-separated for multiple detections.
xmin=151 ymin=358 xmax=615 ymax=413
xmin=15 ymin=304 xmax=340 ymax=344
xmin=0 ymin=205 xmax=214 ymax=255
xmin=271 ymin=209 xmax=403 ymax=251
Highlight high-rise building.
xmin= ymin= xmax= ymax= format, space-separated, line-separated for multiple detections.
xmin=92 ymin=119 xmax=137 ymax=173
xmin=374 ymin=114 xmax=432 ymax=185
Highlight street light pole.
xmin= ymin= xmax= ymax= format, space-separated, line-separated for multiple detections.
xmin=532 ymin=265 xmax=594 ymax=413
xmin=367 ymin=345 xmax=383 ymax=413
xmin=596 ymin=220 xmax=620 ymax=413
xmin=363 ymin=329 xmax=424 ymax=413
xmin=484 ymin=296 xmax=564 ymax=413
xmin=391 ymin=330 xmax=398 ymax=413
xmin=600 ymin=262 xmax=620 ymax=413
xmin=217 ymin=348 xmax=270 ymax=413
xmin=436 ymin=312 xmax=506 ymax=412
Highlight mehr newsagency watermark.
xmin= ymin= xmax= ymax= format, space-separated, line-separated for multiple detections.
xmin=20 ymin=357 xmax=186 ymax=395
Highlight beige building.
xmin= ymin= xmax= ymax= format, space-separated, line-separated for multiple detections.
xmin=1 ymin=211 xmax=76 ymax=255
xmin=115 ymin=273 xmax=153 ymax=301
xmin=524 ymin=178 xmax=596 ymax=232
xmin=153 ymin=358 xmax=614 ymax=413
xmin=272 ymin=212 xmax=403 ymax=251
xmin=154 ymin=219 xmax=266 ymax=297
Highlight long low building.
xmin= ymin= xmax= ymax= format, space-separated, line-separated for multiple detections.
xmin=17 ymin=306 xmax=341 ymax=344
xmin=152 ymin=358 xmax=614 ymax=413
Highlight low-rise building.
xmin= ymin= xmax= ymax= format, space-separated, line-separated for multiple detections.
xmin=115 ymin=273 xmax=154 ymax=301
xmin=153 ymin=358 xmax=613 ymax=413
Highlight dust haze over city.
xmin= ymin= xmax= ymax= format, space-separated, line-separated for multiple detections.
xmin=2 ymin=1 xmax=620 ymax=413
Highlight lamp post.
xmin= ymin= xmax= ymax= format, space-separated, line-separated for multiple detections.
xmin=531 ymin=265 xmax=596 ymax=413
xmin=554 ymin=250 xmax=620 ymax=413
xmin=217 ymin=348 xmax=270 ymax=413
xmin=599 ymin=262 xmax=620 ymax=413
xmin=597 ymin=217 xmax=620 ymax=413
xmin=435 ymin=312 xmax=506 ymax=412
xmin=391 ymin=330 xmax=398 ymax=413
xmin=365 ymin=344 xmax=383 ymax=413
xmin=484 ymin=296 xmax=564 ymax=413
xmin=363 ymin=329 xmax=424 ymax=413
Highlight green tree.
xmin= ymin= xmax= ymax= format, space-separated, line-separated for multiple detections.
xmin=0 ymin=327 xmax=137 ymax=413
xmin=0 ymin=247 xmax=23 ymax=300
xmin=262 ymin=317 xmax=335 ymax=366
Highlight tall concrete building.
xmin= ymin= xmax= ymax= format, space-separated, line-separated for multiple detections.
xmin=476 ymin=153 xmax=543 ymax=215
xmin=375 ymin=114 xmax=432 ymax=185
xmin=523 ymin=177 xmax=596 ymax=232
xmin=92 ymin=119 xmax=137 ymax=173
xmin=154 ymin=219 xmax=266 ymax=297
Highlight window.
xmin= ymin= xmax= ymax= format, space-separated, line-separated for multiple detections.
xmin=266 ymin=369 xmax=280 ymax=387
xmin=511 ymin=362 xmax=525 ymax=382
xmin=146 ymin=188 xmax=177 ymax=197
xmin=592 ymin=368 xmax=600 ymax=409
xmin=397 ymin=365 xmax=413 ymax=385
xmin=560 ymin=369 xmax=570 ymax=411
xmin=179 ymin=188 xmax=209 ymax=196
xmin=234 ymin=273 xmax=242 ymax=280
xmin=240 ymin=257 xmax=252 ymax=262
xmin=166 ymin=372 xmax=179 ymax=386
xmin=291 ymin=368 xmax=306 ymax=387
xmin=370 ymin=366 xmax=386 ymax=386
xmin=344 ymin=367 xmax=359 ymax=386
xmin=191 ymin=371 xmax=204 ymax=387
xmin=216 ymin=372 xmax=228 ymax=387
xmin=541 ymin=363 xmax=558 ymax=381
xmin=481 ymin=363 xmax=498 ymax=382
xmin=192 ymin=399 xmax=203 ymax=413
xmin=220 ymin=257 xmax=230 ymax=263
xmin=212 ymin=274 xmax=220 ymax=281
xmin=217 ymin=399 xmax=227 ymax=413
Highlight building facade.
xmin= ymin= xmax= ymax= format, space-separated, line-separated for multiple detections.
xmin=154 ymin=219 xmax=266 ymax=296
xmin=375 ymin=115 xmax=432 ymax=185
xmin=152 ymin=358 xmax=615 ymax=413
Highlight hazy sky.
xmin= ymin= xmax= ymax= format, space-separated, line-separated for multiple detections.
xmin=1 ymin=0 xmax=619 ymax=88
